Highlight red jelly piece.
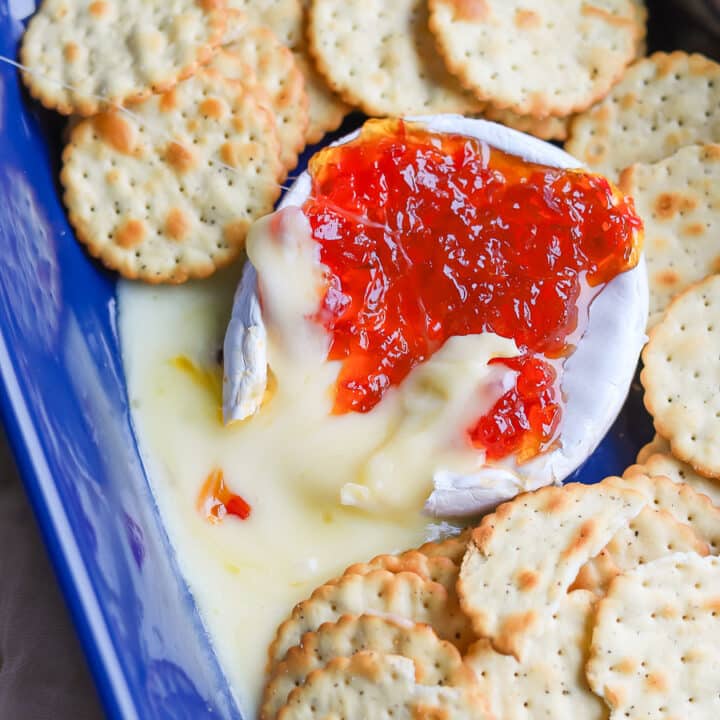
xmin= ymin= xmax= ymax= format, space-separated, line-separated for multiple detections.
xmin=303 ymin=119 xmax=642 ymax=462
xmin=197 ymin=468 xmax=252 ymax=523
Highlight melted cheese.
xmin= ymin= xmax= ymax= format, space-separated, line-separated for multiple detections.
xmin=119 ymin=270 xmax=506 ymax=714
xmin=119 ymin=116 xmax=647 ymax=715
xmin=224 ymin=116 xmax=648 ymax=515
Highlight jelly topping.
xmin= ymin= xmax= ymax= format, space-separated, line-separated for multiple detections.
xmin=303 ymin=119 xmax=642 ymax=461
xmin=198 ymin=468 xmax=252 ymax=522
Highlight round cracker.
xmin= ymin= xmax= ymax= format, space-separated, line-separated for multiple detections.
xmin=619 ymin=144 xmax=720 ymax=328
xmin=222 ymin=25 xmax=309 ymax=169
xmin=20 ymin=0 xmax=226 ymax=116
xmin=626 ymin=452 xmax=720 ymax=508
xmin=267 ymin=569 xmax=473 ymax=670
xmin=307 ymin=0 xmax=482 ymax=116
xmin=276 ymin=651 xmax=490 ymax=720
xmin=586 ymin=553 xmax=720 ymax=719
xmin=576 ymin=507 xmax=709 ymax=595
xmin=428 ymin=0 xmax=639 ymax=117
xmin=641 ymin=274 xmax=720 ymax=478
xmin=262 ymin=615 xmax=472 ymax=720
xmin=610 ymin=472 xmax=720 ymax=554
xmin=604 ymin=507 xmax=708 ymax=568
xmin=457 ymin=482 xmax=646 ymax=660
xmin=566 ymin=52 xmax=720 ymax=179
xmin=468 ymin=590 xmax=606 ymax=720
xmin=61 ymin=68 xmax=283 ymax=283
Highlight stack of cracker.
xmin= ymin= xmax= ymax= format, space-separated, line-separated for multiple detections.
xmin=306 ymin=0 xmax=648 ymax=141
xmin=264 ymin=477 xmax=720 ymax=717
xmin=19 ymin=0 xmax=350 ymax=283
xmin=565 ymin=48 xmax=720 ymax=505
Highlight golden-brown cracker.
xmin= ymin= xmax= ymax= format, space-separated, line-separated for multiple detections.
xmin=586 ymin=554 xmax=720 ymax=719
xmin=61 ymin=69 xmax=282 ymax=283
xmin=641 ymin=274 xmax=720 ymax=478
xmin=457 ymin=482 xmax=646 ymax=660
xmin=626 ymin=450 xmax=720 ymax=507
xmin=611 ymin=472 xmax=720 ymax=553
xmin=262 ymin=616 xmax=472 ymax=720
xmin=575 ymin=507 xmax=709 ymax=595
xmin=566 ymin=52 xmax=720 ymax=179
xmin=342 ymin=550 xmax=458 ymax=593
xmin=276 ymin=651 xmax=491 ymax=720
xmin=222 ymin=25 xmax=309 ymax=169
xmin=20 ymin=0 xmax=226 ymax=116
xmin=428 ymin=0 xmax=639 ymax=117
xmin=307 ymin=0 xmax=482 ymax=117
xmin=267 ymin=569 xmax=474 ymax=670
xmin=468 ymin=590 xmax=606 ymax=720
xmin=483 ymin=106 xmax=571 ymax=141
xmin=619 ymin=144 xmax=720 ymax=328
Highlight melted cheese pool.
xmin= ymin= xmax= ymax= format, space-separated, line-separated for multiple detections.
xmin=118 ymin=269 xmax=457 ymax=716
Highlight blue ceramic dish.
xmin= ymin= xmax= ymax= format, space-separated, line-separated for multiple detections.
xmin=0 ymin=2 xmax=655 ymax=718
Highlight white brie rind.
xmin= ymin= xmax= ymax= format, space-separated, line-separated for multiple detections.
xmin=222 ymin=115 xmax=649 ymax=517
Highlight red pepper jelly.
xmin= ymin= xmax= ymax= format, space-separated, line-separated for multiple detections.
xmin=303 ymin=119 xmax=642 ymax=462
xmin=198 ymin=468 xmax=252 ymax=523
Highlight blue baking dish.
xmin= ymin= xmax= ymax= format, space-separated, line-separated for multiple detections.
xmin=0 ymin=2 xmax=657 ymax=718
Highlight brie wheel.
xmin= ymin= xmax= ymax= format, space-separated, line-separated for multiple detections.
xmin=223 ymin=115 xmax=648 ymax=516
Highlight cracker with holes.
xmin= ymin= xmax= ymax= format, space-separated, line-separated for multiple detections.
xmin=468 ymin=590 xmax=606 ymax=720
xmin=586 ymin=553 xmax=720 ymax=719
xmin=567 ymin=52 xmax=720 ymax=178
xmin=625 ymin=450 xmax=720 ymax=507
xmin=457 ymin=482 xmax=646 ymax=660
xmin=276 ymin=651 xmax=490 ymax=720
xmin=428 ymin=0 xmax=639 ymax=117
xmin=573 ymin=506 xmax=709 ymax=595
xmin=307 ymin=0 xmax=482 ymax=116
xmin=221 ymin=25 xmax=309 ymax=169
xmin=609 ymin=473 xmax=720 ymax=554
xmin=619 ymin=144 xmax=720 ymax=328
xmin=267 ymin=569 xmax=473 ymax=670
xmin=61 ymin=68 xmax=283 ymax=283
xmin=262 ymin=616 xmax=473 ymax=720
xmin=642 ymin=275 xmax=720 ymax=478
xmin=20 ymin=0 xmax=226 ymax=116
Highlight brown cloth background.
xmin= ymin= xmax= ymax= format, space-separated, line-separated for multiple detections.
xmin=0 ymin=428 xmax=103 ymax=719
